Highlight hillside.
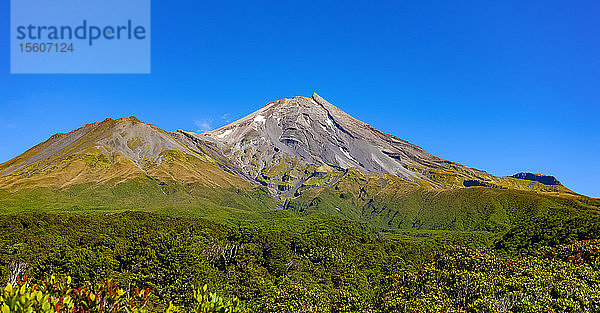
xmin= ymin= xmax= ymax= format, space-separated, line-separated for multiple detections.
xmin=0 ymin=94 xmax=591 ymax=229
xmin=0 ymin=116 xmax=250 ymax=190
xmin=0 ymin=116 xmax=276 ymax=218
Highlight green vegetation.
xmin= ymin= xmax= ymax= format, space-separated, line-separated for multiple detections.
xmin=0 ymin=181 xmax=278 ymax=222
xmin=495 ymin=214 xmax=600 ymax=254
xmin=1 ymin=170 xmax=599 ymax=312
xmin=287 ymin=175 xmax=599 ymax=232
xmin=1 ymin=274 xmax=245 ymax=313
xmin=1 ymin=275 xmax=150 ymax=313
xmin=1 ymin=209 xmax=600 ymax=312
xmin=382 ymin=241 xmax=600 ymax=312
xmin=2 ymin=94 xmax=598 ymax=311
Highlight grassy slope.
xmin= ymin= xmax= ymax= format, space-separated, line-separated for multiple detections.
xmin=2 ymin=171 xmax=597 ymax=234
xmin=0 ymin=178 xmax=280 ymax=222
xmin=285 ymin=169 xmax=600 ymax=234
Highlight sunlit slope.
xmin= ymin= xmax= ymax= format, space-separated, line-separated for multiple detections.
xmin=0 ymin=96 xmax=591 ymax=230
xmin=0 ymin=179 xmax=277 ymax=221
xmin=283 ymin=168 xmax=599 ymax=232
xmin=0 ymin=117 xmax=277 ymax=218
xmin=0 ymin=116 xmax=249 ymax=190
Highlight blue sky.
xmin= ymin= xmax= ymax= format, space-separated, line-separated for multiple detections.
xmin=1 ymin=1 xmax=599 ymax=197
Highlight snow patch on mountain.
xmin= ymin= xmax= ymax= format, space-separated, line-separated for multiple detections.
xmin=217 ymin=129 xmax=232 ymax=138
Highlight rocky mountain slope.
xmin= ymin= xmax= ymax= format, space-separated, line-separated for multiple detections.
xmin=178 ymin=93 xmax=575 ymax=197
xmin=0 ymin=94 xmax=576 ymax=197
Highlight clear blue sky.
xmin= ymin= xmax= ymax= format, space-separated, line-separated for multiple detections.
xmin=1 ymin=1 xmax=599 ymax=197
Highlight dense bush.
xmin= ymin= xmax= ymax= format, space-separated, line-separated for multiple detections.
xmin=0 ymin=212 xmax=398 ymax=311
xmin=0 ymin=275 xmax=246 ymax=313
xmin=495 ymin=214 xmax=600 ymax=254
xmin=2 ymin=212 xmax=600 ymax=312
xmin=382 ymin=241 xmax=600 ymax=312
xmin=1 ymin=274 xmax=149 ymax=313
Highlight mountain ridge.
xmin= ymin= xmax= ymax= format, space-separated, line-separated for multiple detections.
xmin=0 ymin=94 xmax=579 ymax=199
xmin=0 ymin=93 xmax=592 ymax=232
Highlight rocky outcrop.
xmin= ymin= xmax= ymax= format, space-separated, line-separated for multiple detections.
xmin=512 ymin=172 xmax=561 ymax=186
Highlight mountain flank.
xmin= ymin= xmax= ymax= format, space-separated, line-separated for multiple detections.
xmin=0 ymin=93 xmax=583 ymax=225
xmin=180 ymin=93 xmax=576 ymax=197
xmin=0 ymin=116 xmax=249 ymax=190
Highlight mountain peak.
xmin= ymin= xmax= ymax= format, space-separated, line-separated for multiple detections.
xmin=0 ymin=115 xmax=251 ymax=190
xmin=253 ymin=93 xmax=331 ymax=114
xmin=0 ymin=96 xmax=579 ymax=198
xmin=99 ymin=115 xmax=144 ymax=125
xmin=311 ymin=92 xmax=326 ymax=104
xmin=202 ymin=94 xmax=495 ymax=195
xmin=127 ymin=115 xmax=142 ymax=122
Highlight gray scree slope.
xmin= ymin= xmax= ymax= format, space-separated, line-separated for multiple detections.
xmin=178 ymin=93 xmax=488 ymax=190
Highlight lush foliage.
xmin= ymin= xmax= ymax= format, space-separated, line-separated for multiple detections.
xmin=495 ymin=214 xmax=600 ymax=254
xmin=0 ymin=274 xmax=247 ymax=313
xmin=1 ymin=212 xmax=600 ymax=312
xmin=1 ymin=274 xmax=149 ymax=313
xmin=383 ymin=240 xmax=600 ymax=312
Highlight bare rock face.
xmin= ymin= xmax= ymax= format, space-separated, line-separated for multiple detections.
xmin=189 ymin=93 xmax=490 ymax=195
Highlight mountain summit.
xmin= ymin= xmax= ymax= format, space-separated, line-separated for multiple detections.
xmin=200 ymin=94 xmax=476 ymax=185
xmin=174 ymin=93 xmax=572 ymax=197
